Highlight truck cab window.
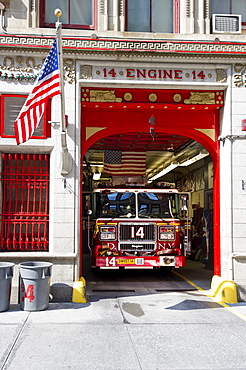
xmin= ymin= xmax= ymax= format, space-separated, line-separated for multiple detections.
xmin=95 ymin=192 xmax=136 ymax=218
xmin=138 ymin=193 xmax=174 ymax=218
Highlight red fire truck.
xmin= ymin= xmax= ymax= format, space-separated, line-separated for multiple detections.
xmin=89 ymin=186 xmax=191 ymax=269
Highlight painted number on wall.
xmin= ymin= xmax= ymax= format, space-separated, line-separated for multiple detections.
xmin=101 ymin=68 xmax=207 ymax=81
xmin=192 ymin=71 xmax=205 ymax=80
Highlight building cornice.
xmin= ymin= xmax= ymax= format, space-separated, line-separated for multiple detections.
xmin=0 ymin=34 xmax=246 ymax=86
xmin=1 ymin=34 xmax=246 ymax=57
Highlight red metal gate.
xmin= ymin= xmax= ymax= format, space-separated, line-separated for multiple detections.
xmin=0 ymin=153 xmax=50 ymax=251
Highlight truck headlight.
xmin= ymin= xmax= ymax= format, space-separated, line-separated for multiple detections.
xmin=99 ymin=226 xmax=116 ymax=241
xmin=158 ymin=226 xmax=175 ymax=241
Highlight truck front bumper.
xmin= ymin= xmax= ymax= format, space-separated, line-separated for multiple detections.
xmin=92 ymin=255 xmax=186 ymax=268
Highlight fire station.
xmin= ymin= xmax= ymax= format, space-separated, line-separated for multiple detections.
xmin=0 ymin=1 xmax=246 ymax=301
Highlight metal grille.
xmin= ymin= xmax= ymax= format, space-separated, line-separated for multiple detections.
xmin=119 ymin=223 xmax=155 ymax=241
xmin=0 ymin=153 xmax=50 ymax=251
xmin=120 ymin=243 xmax=155 ymax=251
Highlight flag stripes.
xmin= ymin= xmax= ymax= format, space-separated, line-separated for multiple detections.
xmin=17 ymin=102 xmax=46 ymax=144
xmin=104 ymin=150 xmax=146 ymax=176
xmin=14 ymin=39 xmax=60 ymax=145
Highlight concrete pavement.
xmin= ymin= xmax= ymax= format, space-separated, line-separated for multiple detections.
xmin=1 ymin=262 xmax=246 ymax=369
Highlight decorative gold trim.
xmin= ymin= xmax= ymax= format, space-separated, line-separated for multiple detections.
xmin=90 ymin=90 xmax=122 ymax=102
xmin=80 ymin=65 xmax=93 ymax=79
xmin=64 ymin=59 xmax=75 ymax=83
xmin=195 ymin=129 xmax=215 ymax=142
xmin=0 ymin=56 xmax=75 ymax=83
xmin=173 ymin=94 xmax=182 ymax=102
xmin=215 ymin=69 xmax=227 ymax=83
xmin=124 ymin=93 xmax=132 ymax=101
xmin=149 ymin=93 xmax=157 ymax=102
xmin=184 ymin=92 xmax=215 ymax=105
xmin=86 ymin=127 xmax=106 ymax=141
xmin=234 ymin=64 xmax=246 ymax=87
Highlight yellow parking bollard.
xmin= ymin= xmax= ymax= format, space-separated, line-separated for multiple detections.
xmin=210 ymin=275 xmax=238 ymax=304
xmin=72 ymin=277 xmax=87 ymax=303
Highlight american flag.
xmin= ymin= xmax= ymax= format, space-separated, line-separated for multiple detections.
xmin=14 ymin=39 xmax=60 ymax=145
xmin=104 ymin=150 xmax=146 ymax=176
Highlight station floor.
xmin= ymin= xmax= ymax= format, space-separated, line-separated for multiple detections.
xmin=83 ymin=256 xmax=214 ymax=298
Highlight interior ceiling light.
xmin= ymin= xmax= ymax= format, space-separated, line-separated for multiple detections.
xmin=149 ymin=162 xmax=179 ymax=182
xmin=83 ymin=163 xmax=104 ymax=167
xmin=148 ymin=150 xmax=209 ymax=182
xmin=180 ymin=151 xmax=209 ymax=167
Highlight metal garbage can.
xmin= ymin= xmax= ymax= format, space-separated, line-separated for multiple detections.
xmin=19 ymin=261 xmax=53 ymax=311
xmin=0 ymin=262 xmax=15 ymax=312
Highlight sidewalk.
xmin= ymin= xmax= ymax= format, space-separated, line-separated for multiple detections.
xmin=1 ymin=262 xmax=246 ymax=370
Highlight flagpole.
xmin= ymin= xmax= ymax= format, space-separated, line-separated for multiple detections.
xmin=55 ymin=9 xmax=72 ymax=175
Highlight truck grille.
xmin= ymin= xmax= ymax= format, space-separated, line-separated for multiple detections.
xmin=119 ymin=223 xmax=156 ymax=241
xmin=120 ymin=243 xmax=155 ymax=251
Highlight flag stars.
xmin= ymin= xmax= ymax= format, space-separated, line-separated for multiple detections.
xmin=38 ymin=40 xmax=59 ymax=81
xmin=14 ymin=38 xmax=60 ymax=145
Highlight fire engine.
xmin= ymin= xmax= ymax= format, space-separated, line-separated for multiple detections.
xmin=88 ymin=185 xmax=191 ymax=269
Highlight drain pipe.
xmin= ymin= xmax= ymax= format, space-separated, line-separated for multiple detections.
xmin=55 ymin=9 xmax=73 ymax=176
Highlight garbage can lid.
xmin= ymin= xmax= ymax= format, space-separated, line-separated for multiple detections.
xmin=19 ymin=261 xmax=53 ymax=269
xmin=0 ymin=262 xmax=15 ymax=268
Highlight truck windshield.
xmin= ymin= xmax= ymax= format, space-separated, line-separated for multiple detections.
xmin=95 ymin=192 xmax=136 ymax=218
xmin=138 ymin=193 xmax=176 ymax=218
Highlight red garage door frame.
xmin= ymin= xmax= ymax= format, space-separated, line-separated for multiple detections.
xmin=80 ymin=87 xmax=222 ymax=276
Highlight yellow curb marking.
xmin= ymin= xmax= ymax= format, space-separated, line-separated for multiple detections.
xmin=173 ymin=270 xmax=246 ymax=322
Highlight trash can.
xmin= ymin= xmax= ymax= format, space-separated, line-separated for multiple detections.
xmin=0 ymin=262 xmax=15 ymax=312
xmin=19 ymin=261 xmax=53 ymax=311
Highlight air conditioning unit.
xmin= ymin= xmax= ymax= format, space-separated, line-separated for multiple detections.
xmin=212 ymin=14 xmax=241 ymax=34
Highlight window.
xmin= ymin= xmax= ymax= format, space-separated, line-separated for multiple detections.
xmin=0 ymin=154 xmax=50 ymax=252
xmin=0 ymin=94 xmax=51 ymax=139
xmin=95 ymin=192 xmax=136 ymax=218
xmin=138 ymin=193 xmax=176 ymax=218
xmin=40 ymin=0 xmax=95 ymax=29
xmin=210 ymin=0 xmax=246 ymax=24
xmin=126 ymin=0 xmax=173 ymax=33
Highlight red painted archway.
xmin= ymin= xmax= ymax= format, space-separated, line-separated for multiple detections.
xmin=80 ymin=87 xmax=222 ymax=276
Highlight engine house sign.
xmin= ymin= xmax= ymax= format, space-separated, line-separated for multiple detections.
xmin=80 ymin=65 xmax=227 ymax=84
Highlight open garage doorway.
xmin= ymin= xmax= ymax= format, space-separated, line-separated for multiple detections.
xmin=80 ymin=87 xmax=221 ymax=278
